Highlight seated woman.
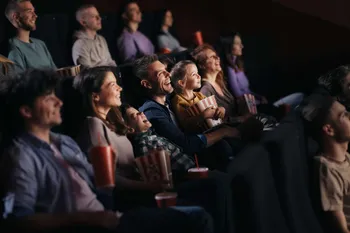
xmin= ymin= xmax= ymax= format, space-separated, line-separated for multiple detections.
xmin=73 ymin=67 xmax=167 ymax=210
xmin=192 ymin=43 xmax=279 ymax=125
xmin=219 ymin=32 xmax=304 ymax=108
xmin=156 ymin=9 xmax=186 ymax=53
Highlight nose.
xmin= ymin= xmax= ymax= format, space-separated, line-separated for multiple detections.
xmin=116 ymin=84 xmax=123 ymax=92
xmin=55 ymin=97 xmax=63 ymax=107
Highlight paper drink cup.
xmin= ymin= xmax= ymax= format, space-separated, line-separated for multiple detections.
xmin=187 ymin=167 xmax=209 ymax=179
xmin=155 ymin=192 xmax=178 ymax=208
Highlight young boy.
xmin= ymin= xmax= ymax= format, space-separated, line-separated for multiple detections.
xmin=302 ymin=94 xmax=350 ymax=233
xmin=121 ymin=104 xmax=195 ymax=173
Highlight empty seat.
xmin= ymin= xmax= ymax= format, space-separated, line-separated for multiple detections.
xmin=227 ymin=143 xmax=289 ymax=233
xmin=263 ymin=112 xmax=323 ymax=233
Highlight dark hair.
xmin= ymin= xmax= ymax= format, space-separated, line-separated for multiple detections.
xmin=191 ymin=43 xmax=226 ymax=89
xmin=133 ymin=54 xmax=159 ymax=80
xmin=120 ymin=103 xmax=132 ymax=124
xmin=1 ymin=69 xmax=59 ymax=135
xmin=219 ymin=32 xmax=244 ymax=72
xmin=318 ymin=65 xmax=350 ymax=100
xmin=73 ymin=66 xmax=128 ymax=135
xmin=301 ymin=94 xmax=336 ymax=142
xmin=170 ymin=60 xmax=196 ymax=93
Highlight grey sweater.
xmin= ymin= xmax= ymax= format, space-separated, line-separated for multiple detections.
xmin=72 ymin=31 xmax=116 ymax=68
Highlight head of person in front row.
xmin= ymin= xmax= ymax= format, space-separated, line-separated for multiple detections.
xmin=301 ymin=94 xmax=350 ymax=233
xmin=318 ymin=65 xmax=350 ymax=109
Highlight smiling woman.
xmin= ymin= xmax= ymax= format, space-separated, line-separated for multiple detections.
xmin=74 ymin=66 xmax=169 ymax=211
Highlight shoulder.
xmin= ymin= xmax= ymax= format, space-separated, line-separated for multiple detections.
xmin=30 ymin=38 xmax=46 ymax=46
xmin=140 ymin=101 xmax=168 ymax=119
xmin=73 ymin=38 xmax=87 ymax=48
xmin=195 ymin=92 xmax=206 ymax=100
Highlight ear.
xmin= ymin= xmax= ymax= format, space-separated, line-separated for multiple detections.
xmin=92 ymin=92 xmax=100 ymax=102
xmin=140 ymin=80 xmax=152 ymax=90
xmin=127 ymin=127 xmax=135 ymax=134
xmin=19 ymin=105 xmax=33 ymax=120
xmin=177 ymin=79 xmax=185 ymax=89
xmin=122 ymin=12 xmax=128 ymax=21
xmin=323 ymin=124 xmax=335 ymax=137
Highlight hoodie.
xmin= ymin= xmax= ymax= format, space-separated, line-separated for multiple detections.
xmin=72 ymin=31 xmax=116 ymax=68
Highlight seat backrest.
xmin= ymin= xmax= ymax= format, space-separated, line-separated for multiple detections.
xmin=99 ymin=14 xmax=118 ymax=62
xmin=262 ymin=113 xmax=323 ymax=233
xmin=227 ymin=143 xmax=289 ymax=233
xmin=31 ymin=14 xmax=73 ymax=67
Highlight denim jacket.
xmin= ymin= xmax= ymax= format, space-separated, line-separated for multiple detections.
xmin=1 ymin=132 xmax=109 ymax=217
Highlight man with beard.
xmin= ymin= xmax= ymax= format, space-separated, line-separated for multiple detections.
xmin=72 ymin=4 xmax=116 ymax=68
xmin=5 ymin=0 xmax=56 ymax=74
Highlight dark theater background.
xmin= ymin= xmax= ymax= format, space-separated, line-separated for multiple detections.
xmin=1 ymin=0 xmax=350 ymax=100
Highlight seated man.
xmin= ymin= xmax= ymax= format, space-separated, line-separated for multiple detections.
xmin=5 ymin=0 xmax=56 ymax=73
xmin=72 ymin=4 xmax=117 ymax=68
xmin=302 ymin=94 xmax=350 ymax=233
xmin=121 ymin=104 xmax=195 ymax=172
xmin=117 ymin=1 xmax=154 ymax=63
xmin=0 ymin=69 xmax=213 ymax=233
xmin=136 ymin=55 xmax=244 ymax=171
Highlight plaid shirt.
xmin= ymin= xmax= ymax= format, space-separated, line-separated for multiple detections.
xmin=131 ymin=129 xmax=195 ymax=171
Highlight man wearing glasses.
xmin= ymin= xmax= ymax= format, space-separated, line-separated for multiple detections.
xmin=5 ymin=0 xmax=57 ymax=74
xmin=72 ymin=4 xmax=117 ymax=68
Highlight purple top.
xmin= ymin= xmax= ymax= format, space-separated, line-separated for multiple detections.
xmin=117 ymin=28 xmax=155 ymax=63
xmin=226 ymin=56 xmax=252 ymax=97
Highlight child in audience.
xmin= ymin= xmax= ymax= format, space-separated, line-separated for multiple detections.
xmin=301 ymin=94 xmax=350 ymax=233
xmin=120 ymin=104 xmax=195 ymax=173
xmin=171 ymin=60 xmax=256 ymax=134
xmin=170 ymin=60 xmax=226 ymax=133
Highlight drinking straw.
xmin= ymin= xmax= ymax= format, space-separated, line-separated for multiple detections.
xmin=194 ymin=154 xmax=199 ymax=168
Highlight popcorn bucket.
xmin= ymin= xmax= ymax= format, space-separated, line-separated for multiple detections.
xmin=186 ymin=95 xmax=223 ymax=130
xmin=135 ymin=149 xmax=173 ymax=189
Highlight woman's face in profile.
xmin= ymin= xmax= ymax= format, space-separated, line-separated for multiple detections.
xmin=163 ymin=10 xmax=173 ymax=27
xmin=232 ymin=35 xmax=244 ymax=56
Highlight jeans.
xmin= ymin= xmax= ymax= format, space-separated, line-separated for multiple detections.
xmin=273 ymin=92 xmax=304 ymax=109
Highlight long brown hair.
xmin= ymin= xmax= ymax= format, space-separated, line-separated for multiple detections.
xmin=219 ymin=32 xmax=244 ymax=72
xmin=73 ymin=66 xmax=128 ymax=135
xmin=191 ymin=43 xmax=226 ymax=89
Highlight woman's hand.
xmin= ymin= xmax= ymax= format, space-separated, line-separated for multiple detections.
xmin=213 ymin=107 xmax=225 ymax=120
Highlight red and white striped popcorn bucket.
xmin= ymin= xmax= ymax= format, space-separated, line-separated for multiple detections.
xmin=186 ymin=95 xmax=223 ymax=130
xmin=135 ymin=149 xmax=173 ymax=189
xmin=243 ymin=94 xmax=257 ymax=114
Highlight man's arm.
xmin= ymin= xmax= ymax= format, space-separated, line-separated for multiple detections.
xmin=8 ymin=47 xmax=26 ymax=74
xmin=2 ymin=147 xmax=37 ymax=217
xmin=72 ymin=40 xmax=92 ymax=67
xmin=326 ymin=210 xmax=350 ymax=233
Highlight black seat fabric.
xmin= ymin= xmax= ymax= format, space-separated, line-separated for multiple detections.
xmin=262 ymin=112 xmax=323 ymax=233
xmin=227 ymin=143 xmax=289 ymax=233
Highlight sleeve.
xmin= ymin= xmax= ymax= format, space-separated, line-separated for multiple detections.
xmin=200 ymin=84 xmax=214 ymax=97
xmin=3 ymin=147 xmax=38 ymax=217
xmin=117 ymin=34 xmax=137 ymax=63
xmin=41 ymin=42 xmax=56 ymax=69
xmin=319 ymin=163 xmax=344 ymax=211
xmin=8 ymin=47 xmax=26 ymax=74
xmin=157 ymin=35 xmax=169 ymax=50
xmin=86 ymin=118 xmax=110 ymax=148
xmin=101 ymin=37 xmax=117 ymax=67
xmin=142 ymin=107 xmax=205 ymax=155
xmin=72 ymin=39 xmax=92 ymax=67
xmin=227 ymin=67 xmax=244 ymax=97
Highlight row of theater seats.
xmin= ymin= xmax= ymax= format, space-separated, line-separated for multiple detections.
xmin=52 ymin=46 xmax=324 ymax=232
xmin=228 ymin=110 xmax=322 ymax=233
xmin=0 ymin=12 xmax=182 ymax=67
